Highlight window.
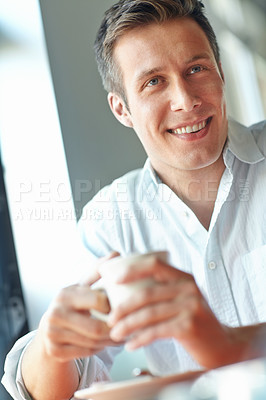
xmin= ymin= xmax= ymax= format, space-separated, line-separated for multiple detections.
xmin=0 ymin=0 xmax=87 ymax=334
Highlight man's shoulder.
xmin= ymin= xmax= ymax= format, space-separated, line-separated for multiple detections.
xmin=249 ymin=120 xmax=266 ymax=152
xmin=249 ymin=119 xmax=266 ymax=132
xmin=228 ymin=118 xmax=266 ymax=161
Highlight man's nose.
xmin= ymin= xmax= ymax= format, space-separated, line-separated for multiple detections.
xmin=169 ymin=78 xmax=201 ymax=112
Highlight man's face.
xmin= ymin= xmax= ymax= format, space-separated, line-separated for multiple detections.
xmin=109 ymin=17 xmax=228 ymax=179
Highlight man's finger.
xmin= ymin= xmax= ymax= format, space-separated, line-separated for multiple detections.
xmin=79 ymin=251 xmax=120 ymax=285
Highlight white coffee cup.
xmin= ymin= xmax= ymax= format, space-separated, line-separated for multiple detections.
xmin=90 ymin=250 xmax=168 ymax=322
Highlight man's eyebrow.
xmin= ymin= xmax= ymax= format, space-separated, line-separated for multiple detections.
xmin=186 ymin=52 xmax=212 ymax=64
xmin=135 ymin=67 xmax=164 ymax=84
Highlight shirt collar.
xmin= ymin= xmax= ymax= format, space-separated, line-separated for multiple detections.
xmin=143 ymin=158 xmax=161 ymax=186
xmin=143 ymin=118 xmax=265 ymax=187
xmin=226 ymin=118 xmax=265 ymax=164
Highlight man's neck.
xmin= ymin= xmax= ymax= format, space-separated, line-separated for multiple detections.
xmin=156 ymin=157 xmax=226 ymax=230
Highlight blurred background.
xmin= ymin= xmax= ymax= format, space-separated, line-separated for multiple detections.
xmin=0 ymin=1 xmax=265 ymax=398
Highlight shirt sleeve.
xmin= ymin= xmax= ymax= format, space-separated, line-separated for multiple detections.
xmin=1 ymin=330 xmax=123 ymax=400
xmin=2 ymin=331 xmax=36 ymax=400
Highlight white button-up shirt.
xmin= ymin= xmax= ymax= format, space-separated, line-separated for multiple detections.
xmin=2 ymin=119 xmax=266 ymax=399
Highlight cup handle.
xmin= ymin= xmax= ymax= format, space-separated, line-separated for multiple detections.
xmin=90 ymin=308 xmax=109 ymax=322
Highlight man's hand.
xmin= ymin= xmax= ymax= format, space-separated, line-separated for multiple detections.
xmin=107 ymin=256 xmax=262 ymax=369
xmin=39 ymin=284 xmax=114 ymax=362
xmin=38 ymin=252 xmax=121 ymax=362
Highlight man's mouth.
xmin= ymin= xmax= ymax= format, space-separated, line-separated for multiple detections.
xmin=168 ymin=117 xmax=211 ymax=135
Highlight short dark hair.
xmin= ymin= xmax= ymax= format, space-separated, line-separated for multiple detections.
xmin=94 ymin=0 xmax=220 ymax=103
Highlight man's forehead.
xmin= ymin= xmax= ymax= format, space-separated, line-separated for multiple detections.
xmin=113 ymin=20 xmax=214 ymax=82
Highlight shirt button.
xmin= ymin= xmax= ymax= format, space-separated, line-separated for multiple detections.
xmin=208 ymin=261 xmax=217 ymax=270
xmin=183 ymin=211 xmax=190 ymax=218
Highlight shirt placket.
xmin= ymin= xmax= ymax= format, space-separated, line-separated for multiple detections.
xmin=204 ymin=153 xmax=241 ymax=327
xmin=204 ymin=239 xmax=241 ymax=327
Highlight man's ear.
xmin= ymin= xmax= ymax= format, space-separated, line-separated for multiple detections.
xmin=107 ymin=92 xmax=133 ymax=128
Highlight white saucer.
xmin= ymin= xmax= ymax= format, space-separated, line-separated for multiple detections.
xmin=74 ymin=370 xmax=204 ymax=400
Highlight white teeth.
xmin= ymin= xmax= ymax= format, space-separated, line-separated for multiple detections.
xmin=171 ymin=119 xmax=208 ymax=134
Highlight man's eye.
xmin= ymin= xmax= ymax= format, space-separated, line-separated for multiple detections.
xmin=189 ymin=65 xmax=203 ymax=75
xmin=147 ymin=77 xmax=159 ymax=86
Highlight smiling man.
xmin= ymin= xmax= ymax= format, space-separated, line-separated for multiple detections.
xmin=3 ymin=1 xmax=266 ymax=400
xmin=107 ymin=16 xmax=228 ymax=229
